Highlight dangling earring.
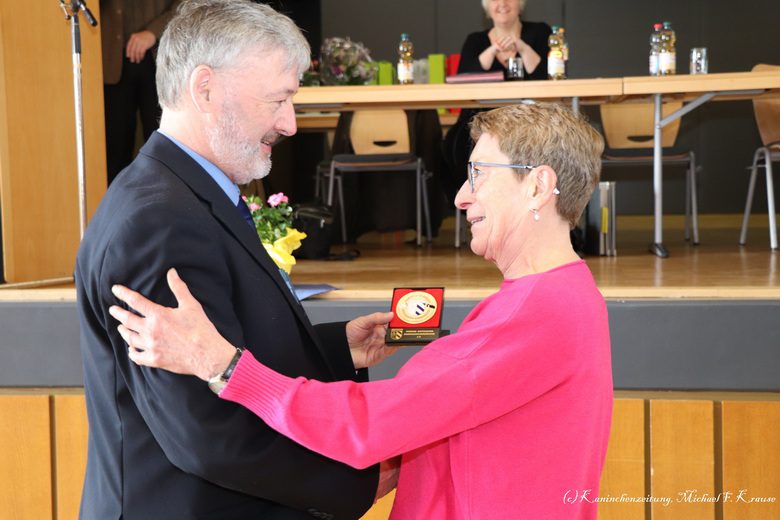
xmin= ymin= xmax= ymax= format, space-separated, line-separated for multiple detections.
xmin=531 ymin=209 xmax=540 ymax=222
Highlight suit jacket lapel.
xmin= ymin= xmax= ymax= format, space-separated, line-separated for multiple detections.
xmin=138 ymin=133 xmax=340 ymax=377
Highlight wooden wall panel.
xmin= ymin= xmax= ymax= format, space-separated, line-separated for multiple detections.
xmin=650 ymin=400 xmax=715 ymax=519
xmin=2 ymin=390 xmax=776 ymax=520
xmin=54 ymin=395 xmax=89 ymax=520
xmin=598 ymin=399 xmax=646 ymax=520
xmin=0 ymin=1 xmax=106 ymax=282
xmin=721 ymin=401 xmax=780 ymax=520
xmin=0 ymin=395 xmax=53 ymax=520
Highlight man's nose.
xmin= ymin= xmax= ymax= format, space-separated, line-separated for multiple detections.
xmin=276 ymin=100 xmax=297 ymax=137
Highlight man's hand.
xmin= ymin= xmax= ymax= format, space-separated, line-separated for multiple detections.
xmin=345 ymin=312 xmax=396 ymax=369
xmin=375 ymin=456 xmax=401 ymax=503
xmin=126 ymin=30 xmax=157 ymax=64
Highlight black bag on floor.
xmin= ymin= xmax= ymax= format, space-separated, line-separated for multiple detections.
xmin=292 ymin=203 xmax=334 ymax=259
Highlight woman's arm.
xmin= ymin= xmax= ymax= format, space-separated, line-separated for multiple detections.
xmin=458 ymin=32 xmax=493 ymax=73
xmin=514 ymin=36 xmax=542 ymax=74
xmin=111 ymin=269 xmax=576 ymax=470
xmin=478 ymin=44 xmax=500 ymax=71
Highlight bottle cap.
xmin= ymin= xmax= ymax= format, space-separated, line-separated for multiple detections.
xmin=653 ymin=23 xmax=663 ymax=29
xmin=551 ymin=25 xmax=559 ymax=32
xmin=401 ymin=33 xmax=409 ymax=40
xmin=662 ymin=21 xmax=672 ymax=27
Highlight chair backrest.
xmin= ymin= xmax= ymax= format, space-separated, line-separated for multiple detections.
xmin=349 ymin=110 xmax=411 ymax=154
xmin=600 ymin=101 xmax=683 ymax=149
xmin=752 ymin=63 xmax=780 ymax=147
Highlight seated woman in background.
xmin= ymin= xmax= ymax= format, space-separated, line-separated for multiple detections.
xmin=459 ymin=0 xmax=551 ymax=80
xmin=110 ymin=103 xmax=612 ymax=519
xmin=443 ymin=0 xmax=553 ymax=203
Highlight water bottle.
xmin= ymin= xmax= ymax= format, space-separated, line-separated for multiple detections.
xmin=658 ymin=21 xmax=676 ymax=75
xmin=397 ymin=33 xmax=414 ymax=84
xmin=560 ymin=27 xmax=569 ymax=66
xmin=548 ymin=26 xmax=566 ymax=80
xmin=649 ymin=23 xmax=662 ymax=76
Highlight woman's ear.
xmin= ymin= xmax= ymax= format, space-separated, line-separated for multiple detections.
xmin=530 ymin=165 xmax=559 ymax=209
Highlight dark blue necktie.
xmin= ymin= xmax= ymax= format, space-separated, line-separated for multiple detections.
xmin=236 ymin=197 xmax=254 ymax=228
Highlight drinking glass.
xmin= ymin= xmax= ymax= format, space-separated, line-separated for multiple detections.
xmin=690 ymin=48 xmax=708 ymax=74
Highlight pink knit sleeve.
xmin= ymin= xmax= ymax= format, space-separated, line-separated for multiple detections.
xmin=220 ymin=346 xmax=477 ymax=469
xmin=219 ymin=287 xmax=580 ymax=469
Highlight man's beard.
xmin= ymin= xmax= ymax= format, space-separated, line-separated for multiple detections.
xmin=207 ymin=106 xmax=274 ymax=185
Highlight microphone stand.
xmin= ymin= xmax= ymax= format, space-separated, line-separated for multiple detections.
xmin=61 ymin=0 xmax=97 ymax=240
xmin=0 ymin=1 xmax=97 ymax=290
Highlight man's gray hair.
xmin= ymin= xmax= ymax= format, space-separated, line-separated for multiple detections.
xmin=156 ymin=0 xmax=311 ymax=108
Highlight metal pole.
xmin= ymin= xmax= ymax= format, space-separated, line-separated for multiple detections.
xmin=651 ymin=93 xmax=668 ymax=258
xmin=71 ymin=12 xmax=88 ymax=238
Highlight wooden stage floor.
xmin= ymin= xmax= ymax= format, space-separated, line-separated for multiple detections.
xmin=1 ymin=214 xmax=777 ymax=301
xmin=291 ymin=214 xmax=780 ymax=300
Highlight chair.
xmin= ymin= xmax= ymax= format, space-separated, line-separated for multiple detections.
xmin=739 ymin=64 xmax=780 ymax=250
xmin=324 ymin=110 xmax=432 ymax=245
xmin=599 ymin=101 xmax=700 ymax=244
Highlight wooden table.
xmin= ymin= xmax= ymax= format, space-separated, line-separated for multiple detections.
xmin=293 ymin=78 xmax=624 ymax=112
xmin=291 ymin=72 xmax=780 ymax=258
xmin=622 ymin=71 xmax=780 ymax=257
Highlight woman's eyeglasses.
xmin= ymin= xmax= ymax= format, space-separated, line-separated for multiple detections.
xmin=469 ymin=161 xmax=557 ymax=194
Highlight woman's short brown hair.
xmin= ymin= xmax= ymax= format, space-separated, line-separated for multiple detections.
xmin=470 ymin=103 xmax=604 ymax=227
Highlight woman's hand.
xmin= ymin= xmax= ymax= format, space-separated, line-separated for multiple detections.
xmin=109 ymin=268 xmax=236 ymax=381
xmin=511 ymin=35 xmax=527 ymax=54
xmin=346 ymin=312 xmax=397 ymax=369
xmin=493 ymin=35 xmax=516 ymax=53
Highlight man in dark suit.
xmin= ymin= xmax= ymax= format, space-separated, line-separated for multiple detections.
xmin=77 ymin=2 xmax=392 ymax=518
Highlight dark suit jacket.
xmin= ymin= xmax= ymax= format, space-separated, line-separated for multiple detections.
xmin=100 ymin=0 xmax=182 ymax=84
xmin=75 ymin=132 xmax=378 ymax=520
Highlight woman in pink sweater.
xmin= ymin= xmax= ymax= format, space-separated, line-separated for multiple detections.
xmin=110 ymin=103 xmax=613 ymax=519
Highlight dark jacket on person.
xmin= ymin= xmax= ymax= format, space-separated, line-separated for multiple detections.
xmin=75 ymin=132 xmax=378 ymax=520
xmin=100 ymin=0 xmax=182 ymax=84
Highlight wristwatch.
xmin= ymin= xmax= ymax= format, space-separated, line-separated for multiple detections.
xmin=207 ymin=347 xmax=244 ymax=395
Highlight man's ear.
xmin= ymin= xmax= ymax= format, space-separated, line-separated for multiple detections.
xmin=188 ymin=65 xmax=217 ymax=114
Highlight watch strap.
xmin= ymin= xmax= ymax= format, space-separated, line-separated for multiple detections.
xmin=207 ymin=347 xmax=244 ymax=394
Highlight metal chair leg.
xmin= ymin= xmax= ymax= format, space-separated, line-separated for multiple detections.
xmin=690 ymin=152 xmax=700 ymax=245
xmin=415 ymin=159 xmax=422 ymax=246
xmin=766 ymin=154 xmax=777 ymax=250
xmin=739 ymin=148 xmax=762 ymax=245
xmin=454 ymin=208 xmax=460 ymax=248
xmin=421 ymin=169 xmax=432 ymax=243
xmin=326 ymin=162 xmax=336 ymax=206
xmin=336 ymin=175 xmax=347 ymax=244
xmin=684 ymin=161 xmax=691 ymax=242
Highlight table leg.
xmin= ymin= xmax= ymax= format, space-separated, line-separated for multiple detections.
xmin=651 ymin=93 xmax=669 ymax=258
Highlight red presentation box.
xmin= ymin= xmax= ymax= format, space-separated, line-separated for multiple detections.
xmin=386 ymin=287 xmax=445 ymax=345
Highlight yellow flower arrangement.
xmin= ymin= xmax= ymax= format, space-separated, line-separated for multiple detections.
xmin=244 ymin=193 xmax=307 ymax=274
